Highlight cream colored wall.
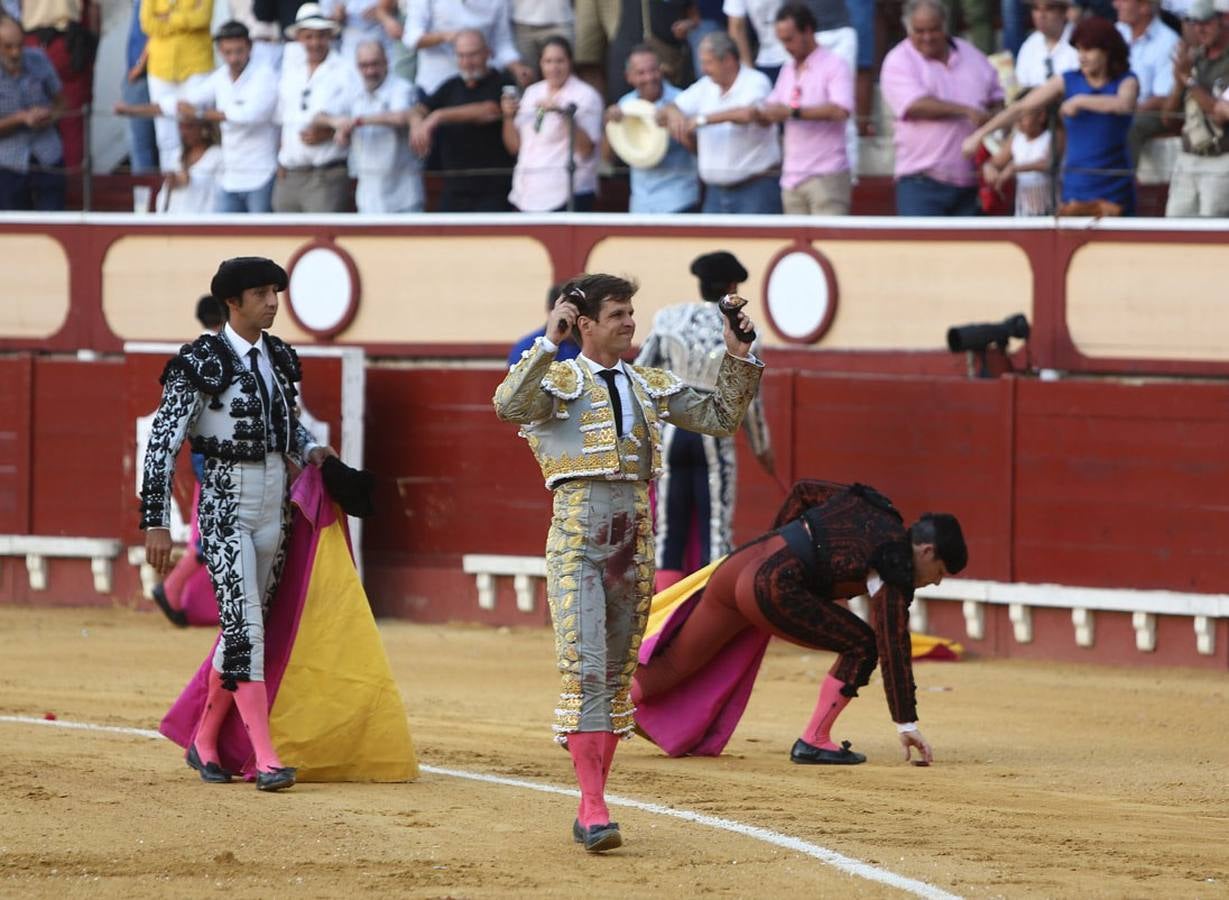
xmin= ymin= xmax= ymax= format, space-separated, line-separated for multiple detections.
xmin=818 ymin=241 xmax=1033 ymax=350
xmin=103 ymin=236 xmax=310 ymax=342
xmin=0 ymin=236 xmax=70 ymax=338
xmin=1067 ymin=243 xmax=1229 ymax=360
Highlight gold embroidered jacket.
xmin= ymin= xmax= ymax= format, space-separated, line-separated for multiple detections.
xmin=493 ymin=338 xmax=765 ymax=489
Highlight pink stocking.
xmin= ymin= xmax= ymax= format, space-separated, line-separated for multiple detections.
xmin=232 ymin=681 xmax=284 ymax=772
xmin=192 ymin=667 xmax=233 ymax=765
xmin=600 ymin=731 xmax=619 ymax=789
xmin=802 ymin=675 xmax=853 ymax=751
xmin=161 ymin=552 xmax=203 ymax=609
xmin=567 ymin=731 xmax=610 ymax=827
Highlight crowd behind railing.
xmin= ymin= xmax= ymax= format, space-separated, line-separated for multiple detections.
xmin=1 ymin=0 xmax=1227 ymax=216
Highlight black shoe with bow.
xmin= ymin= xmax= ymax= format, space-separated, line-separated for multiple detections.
xmin=572 ymin=820 xmax=622 ymax=852
xmin=152 ymin=584 xmax=189 ymax=628
xmin=789 ymin=738 xmax=867 ymax=765
xmin=256 ymin=766 xmax=297 ymax=792
xmin=185 ymin=744 xmax=233 ymax=783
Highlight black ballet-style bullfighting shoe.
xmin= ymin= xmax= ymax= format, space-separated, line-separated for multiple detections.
xmin=185 ymin=744 xmax=233 ymax=783
xmin=790 ymin=738 xmax=868 ymax=766
xmin=573 ymin=821 xmax=622 ymax=853
xmin=151 ymin=584 xmax=189 ymax=628
xmin=256 ymin=766 xmax=297 ymax=792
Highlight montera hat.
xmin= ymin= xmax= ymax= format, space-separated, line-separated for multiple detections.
xmin=286 ymin=2 xmax=340 ymax=38
xmin=689 ymin=251 xmax=749 ymax=285
xmin=321 ymin=455 xmax=376 ymax=519
xmin=605 ymin=99 xmax=670 ymax=169
xmin=210 ymin=257 xmax=289 ymax=303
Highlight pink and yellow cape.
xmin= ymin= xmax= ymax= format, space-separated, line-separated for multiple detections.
xmin=635 ymin=558 xmax=963 ymax=758
xmin=160 ymin=466 xmax=417 ymax=782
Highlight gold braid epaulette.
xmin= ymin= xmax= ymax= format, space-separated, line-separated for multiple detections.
xmin=541 ymin=360 xmax=584 ymax=399
xmin=629 ymin=365 xmax=685 ymax=398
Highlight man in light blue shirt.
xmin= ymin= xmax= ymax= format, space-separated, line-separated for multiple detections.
xmin=607 ymin=44 xmax=699 ymax=213
xmin=1115 ymin=0 xmax=1181 ymax=165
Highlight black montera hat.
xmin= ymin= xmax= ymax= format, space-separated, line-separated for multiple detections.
xmin=321 ymin=455 xmax=376 ymax=519
xmin=689 ymin=251 xmax=748 ymax=285
xmin=209 ymin=257 xmax=288 ymax=303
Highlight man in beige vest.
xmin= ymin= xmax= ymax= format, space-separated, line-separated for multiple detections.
xmin=493 ymin=272 xmax=763 ymax=852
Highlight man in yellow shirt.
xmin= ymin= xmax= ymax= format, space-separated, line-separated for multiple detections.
xmin=141 ymin=0 xmax=213 ymax=170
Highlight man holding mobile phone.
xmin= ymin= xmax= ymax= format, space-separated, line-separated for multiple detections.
xmin=493 ymin=273 xmax=764 ymax=852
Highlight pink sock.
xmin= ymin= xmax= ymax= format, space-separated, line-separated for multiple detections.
xmin=567 ymin=732 xmax=610 ymax=827
xmin=232 ymin=681 xmax=284 ymax=772
xmin=161 ymin=552 xmax=202 ymax=609
xmin=802 ymin=675 xmax=853 ymax=751
xmin=600 ymin=731 xmax=619 ymax=789
xmin=654 ymin=569 xmax=685 ymax=593
xmin=192 ymin=667 xmax=233 ymax=765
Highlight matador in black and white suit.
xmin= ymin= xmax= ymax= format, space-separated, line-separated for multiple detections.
xmin=140 ymin=256 xmax=329 ymax=792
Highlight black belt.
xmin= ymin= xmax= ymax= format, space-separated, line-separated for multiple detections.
xmin=779 ymin=518 xmax=818 ymax=579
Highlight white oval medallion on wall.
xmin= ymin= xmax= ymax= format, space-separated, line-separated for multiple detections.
xmin=285 ymin=241 xmax=361 ymax=340
xmin=762 ymin=246 xmax=839 ymax=345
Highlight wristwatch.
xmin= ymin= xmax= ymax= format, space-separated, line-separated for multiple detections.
xmin=790 ymin=106 xmax=802 ymax=120
xmin=694 ymin=113 xmax=708 ymax=128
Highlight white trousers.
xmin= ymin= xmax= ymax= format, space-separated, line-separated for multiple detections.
xmin=147 ymin=72 xmax=210 ymax=173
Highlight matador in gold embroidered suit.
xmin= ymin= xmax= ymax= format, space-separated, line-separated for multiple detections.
xmin=493 ymin=273 xmax=763 ymax=853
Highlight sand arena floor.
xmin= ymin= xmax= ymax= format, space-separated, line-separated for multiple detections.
xmin=0 ymin=605 xmax=1226 ymax=899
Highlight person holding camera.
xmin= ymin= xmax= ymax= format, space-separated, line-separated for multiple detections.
xmin=492 ymin=273 xmax=763 ymax=852
xmin=633 ymin=480 xmax=967 ymax=768
xmin=1163 ymin=0 xmax=1229 ymax=217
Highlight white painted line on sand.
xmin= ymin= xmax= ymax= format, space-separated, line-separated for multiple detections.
xmin=1 ymin=715 xmax=960 ymax=900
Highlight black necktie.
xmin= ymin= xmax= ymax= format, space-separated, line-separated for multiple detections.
xmin=248 ymin=347 xmax=274 ymax=446
xmin=598 ymin=368 xmax=624 ymax=437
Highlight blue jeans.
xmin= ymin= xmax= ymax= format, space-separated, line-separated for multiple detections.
xmin=1000 ymin=0 xmax=1030 ymax=57
xmin=848 ymin=0 xmax=876 ymax=68
xmin=702 ymin=175 xmax=782 ymax=215
xmin=122 ymin=76 xmax=159 ymax=174
xmin=216 ymin=176 xmax=275 ymax=213
xmin=895 ymin=174 xmax=980 ymax=217
xmin=0 ymin=163 xmax=66 ymax=210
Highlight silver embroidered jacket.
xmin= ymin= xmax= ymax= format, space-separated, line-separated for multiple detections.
xmin=635 ymin=301 xmax=771 ymax=457
xmin=139 ymin=332 xmax=315 ymax=529
xmin=493 ymin=337 xmax=764 ymax=489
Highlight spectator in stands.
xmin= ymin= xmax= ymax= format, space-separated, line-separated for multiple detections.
xmin=605 ymin=43 xmax=699 ymax=213
xmin=880 ymin=0 xmax=1002 ymax=216
xmin=511 ymin=0 xmax=573 ymax=79
xmin=323 ymin=40 xmax=422 ymax=213
xmin=572 ymin=0 xmax=619 ymax=96
xmin=501 ymin=35 xmax=602 ymax=211
xmin=979 ymin=87 xmax=1058 ymax=214
xmin=758 ymin=4 xmax=854 ymax=215
xmin=1015 ymin=0 xmax=1079 ymax=89
xmin=662 ymin=30 xmax=782 ymax=214
xmin=507 ymin=282 xmax=581 ymax=366
xmin=142 ymin=0 xmax=214 ymax=172
xmin=227 ymin=0 xmax=283 ymax=69
xmin=273 ymin=3 xmax=354 ymax=213
xmin=726 ymin=0 xmax=856 ymax=85
xmin=1115 ymin=0 xmax=1180 ymax=165
xmin=410 ymin=28 xmax=516 ymax=212
xmin=1164 ymin=0 xmax=1229 ymax=215
xmin=0 ymin=15 xmax=64 ymax=210
xmin=178 ymin=21 xmax=279 ymax=213
xmin=115 ymin=21 xmax=281 ymax=212
xmin=404 ymin=0 xmax=529 ymax=96
xmin=157 ymin=117 xmax=222 ymax=212
xmin=322 ymin=0 xmax=401 ymax=60
xmin=123 ymin=0 xmax=158 ymax=173
xmin=19 ymin=0 xmax=97 ymax=177
xmin=963 ymin=15 xmax=1137 ymax=215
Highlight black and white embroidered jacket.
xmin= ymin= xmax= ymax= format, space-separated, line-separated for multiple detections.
xmin=139 ymin=332 xmax=315 ymax=530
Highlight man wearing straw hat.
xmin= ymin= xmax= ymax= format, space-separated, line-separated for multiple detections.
xmin=273 ymin=2 xmax=354 ymax=212
xmin=604 ymin=43 xmax=698 ymax=212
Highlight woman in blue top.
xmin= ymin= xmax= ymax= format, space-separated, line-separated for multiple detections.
xmin=963 ymin=16 xmax=1138 ymax=215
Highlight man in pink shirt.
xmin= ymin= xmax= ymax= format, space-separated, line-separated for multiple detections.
xmin=880 ymin=0 xmax=1003 ymax=216
xmin=758 ymin=3 xmax=855 ymax=215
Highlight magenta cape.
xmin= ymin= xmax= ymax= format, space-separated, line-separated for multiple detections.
xmin=634 ymin=566 xmax=772 ymax=758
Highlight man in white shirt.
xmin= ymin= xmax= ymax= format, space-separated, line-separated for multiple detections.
xmin=273 ymin=3 xmax=356 ymax=213
xmin=318 ymin=41 xmax=423 ymax=213
xmin=1014 ymin=0 xmax=1079 ymax=88
xmin=1115 ymin=0 xmax=1181 ymax=164
xmin=662 ymin=30 xmax=782 ymax=214
xmin=175 ymin=21 xmax=281 ymax=212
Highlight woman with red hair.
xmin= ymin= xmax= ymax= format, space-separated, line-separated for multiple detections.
xmin=962 ymin=15 xmax=1138 ymax=215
